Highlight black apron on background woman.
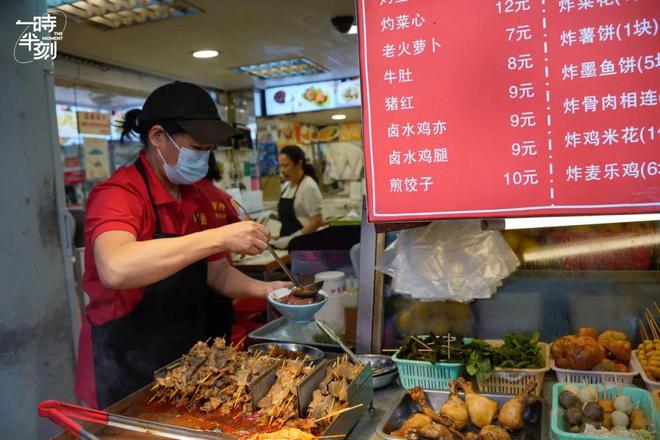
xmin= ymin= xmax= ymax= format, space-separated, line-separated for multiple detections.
xmin=278 ymin=180 xmax=304 ymax=237
xmin=91 ymin=160 xmax=217 ymax=408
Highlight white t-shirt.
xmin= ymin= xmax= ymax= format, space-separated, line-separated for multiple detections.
xmin=281 ymin=175 xmax=323 ymax=228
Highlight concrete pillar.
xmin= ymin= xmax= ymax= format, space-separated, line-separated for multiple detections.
xmin=1 ymin=2 xmax=77 ymax=438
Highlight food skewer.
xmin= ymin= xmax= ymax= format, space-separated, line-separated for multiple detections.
xmin=411 ymin=335 xmax=433 ymax=351
xmin=645 ymin=308 xmax=656 ymax=327
xmin=311 ymin=404 xmax=364 ymax=424
xmin=232 ymin=335 xmax=247 ymax=351
xmin=645 ymin=309 xmax=659 ymax=339
xmin=646 ymin=307 xmax=659 ymax=328
xmin=640 ymin=321 xmax=649 ymax=341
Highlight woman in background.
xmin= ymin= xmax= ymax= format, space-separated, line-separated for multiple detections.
xmin=272 ymin=145 xmax=323 ymax=249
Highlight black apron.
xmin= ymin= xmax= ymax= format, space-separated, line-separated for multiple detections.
xmin=91 ymin=160 xmax=209 ymax=409
xmin=278 ymin=179 xmax=304 ymax=237
xmin=203 ymin=287 xmax=232 ymax=343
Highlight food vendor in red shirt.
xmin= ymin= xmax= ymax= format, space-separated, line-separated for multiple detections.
xmin=75 ymin=81 xmax=289 ymax=409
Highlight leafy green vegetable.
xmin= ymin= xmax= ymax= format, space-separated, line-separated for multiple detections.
xmin=396 ymin=331 xmax=543 ymax=380
xmin=396 ymin=333 xmax=472 ymax=363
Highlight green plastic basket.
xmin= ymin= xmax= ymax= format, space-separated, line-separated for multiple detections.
xmin=551 ymin=383 xmax=660 ymax=440
xmin=391 ymin=351 xmax=464 ymax=390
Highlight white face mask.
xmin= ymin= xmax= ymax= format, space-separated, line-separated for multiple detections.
xmin=157 ymin=132 xmax=209 ymax=185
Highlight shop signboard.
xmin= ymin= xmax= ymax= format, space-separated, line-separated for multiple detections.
xmin=357 ymin=0 xmax=659 ymax=221
xmin=64 ymin=170 xmax=84 ymax=185
xmin=265 ymin=78 xmax=361 ymax=115
xmin=63 ymin=156 xmax=84 ymax=185
xmin=77 ymin=111 xmax=111 ymax=135
xmin=83 ymin=137 xmax=111 ymax=181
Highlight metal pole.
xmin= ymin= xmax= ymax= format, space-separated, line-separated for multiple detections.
xmin=356 ymin=198 xmax=376 ymax=354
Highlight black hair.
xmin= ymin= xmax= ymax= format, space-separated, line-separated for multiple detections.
xmin=205 ymin=150 xmax=221 ymax=181
xmin=279 ymin=145 xmax=318 ymax=183
xmin=118 ymin=109 xmax=184 ymax=145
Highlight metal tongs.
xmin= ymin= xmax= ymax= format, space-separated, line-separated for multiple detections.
xmin=315 ymin=320 xmax=395 ymax=377
xmin=230 ymin=199 xmax=323 ymax=298
xmin=38 ymin=400 xmax=228 ymax=440
xmin=315 ymin=319 xmax=362 ymax=366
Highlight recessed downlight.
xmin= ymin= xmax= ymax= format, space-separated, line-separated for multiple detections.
xmin=192 ymin=50 xmax=219 ymax=59
xmin=332 ymin=114 xmax=347 ymax=120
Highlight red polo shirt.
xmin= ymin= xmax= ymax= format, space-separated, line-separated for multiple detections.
xmin=195 ymin=178 xmax=241 ymax=226
xmin=75 ymin=153 xmax=228 ymax=408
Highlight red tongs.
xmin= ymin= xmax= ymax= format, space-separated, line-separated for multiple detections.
xmin=38 ymin=400 xmax=229 ymax=439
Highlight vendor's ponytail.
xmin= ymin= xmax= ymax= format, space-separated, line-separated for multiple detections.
xmin=117 ymin=109 xmax=183 ymax=146
xmin=119 ymin=109 xmax=141 ymax=144
xmin=280 ymin=145 xmax=318 ymax=183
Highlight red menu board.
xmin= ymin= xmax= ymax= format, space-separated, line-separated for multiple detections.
xmin=357 ymin=0 xmax=660 ymax=221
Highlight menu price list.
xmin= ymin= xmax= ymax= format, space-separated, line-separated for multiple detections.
xmin=358 ymin=0 xmax=660 ymax=221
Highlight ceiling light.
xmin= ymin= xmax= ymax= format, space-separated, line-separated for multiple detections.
xmin=48 ymin=0 xmax=201 ymax=30
xmin=233 ymin=58 xmax=326 ymax=80
xmin=192 ymin=50 xmax=219 ymax=59
xmin=348 ymin=25 xmax=358 ymax=35
xmin=332 ymin=114 xmax=347 ymax=120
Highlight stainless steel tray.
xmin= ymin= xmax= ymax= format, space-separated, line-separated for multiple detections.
xmin=377 ymin=389 xmax=547 ymax=440
xmin=247 ymin=342 xmax=325 ymax=362
xmin=321 ymin=362 xmax=374 ymax=439
xmin=150 ymin=359 xmax=374 ymax=440
xmin=248 ymin=317 xmax=354 ymax=351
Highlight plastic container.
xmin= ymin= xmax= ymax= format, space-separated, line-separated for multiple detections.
xmin=632 ymin=350 xmax=660 ymax=392
xmin=476 ymin=341 xmax=551 ymax=396
xmin=551 ymin=359 xmax=638 ymax=385
xmin=391 ymin=352 xmax=464 ymax=390
xmin=550 ymin=383 xmax=659 ymax=440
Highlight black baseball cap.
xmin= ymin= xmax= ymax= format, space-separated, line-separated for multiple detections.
xmin=139 ymin=81 xmax=238 ymax=143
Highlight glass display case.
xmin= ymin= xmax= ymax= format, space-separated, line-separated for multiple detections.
xmin=356 ymin=216 xmax=660 ymax=353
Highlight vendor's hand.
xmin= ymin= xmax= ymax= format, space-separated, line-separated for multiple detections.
xmin=214 ymin=221 xmax=270 ymax=255
xmin=260 ymin=281 xmax=294 ymax=298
